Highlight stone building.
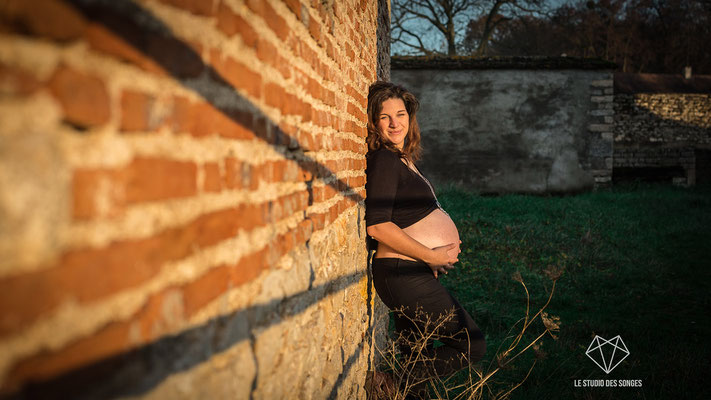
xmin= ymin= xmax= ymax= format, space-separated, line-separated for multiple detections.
xmin=0 ymin=0 xmax=389 ymax=398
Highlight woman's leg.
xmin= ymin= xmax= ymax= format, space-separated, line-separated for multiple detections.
xmin=372 ymin=258 xmax=486 ymax=379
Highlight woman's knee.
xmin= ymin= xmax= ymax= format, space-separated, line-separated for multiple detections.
xmin=450 ymin=327 xmax=486 ymax=364
xmin=466 ymin=335 xmax=486 ymax=364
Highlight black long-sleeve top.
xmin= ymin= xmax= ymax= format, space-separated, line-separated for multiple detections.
xmin=364 ymin=148 xmax=439 ymax=229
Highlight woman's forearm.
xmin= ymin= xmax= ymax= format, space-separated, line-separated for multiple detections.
xmin=366 ymin=222 xmax=435 ymax=263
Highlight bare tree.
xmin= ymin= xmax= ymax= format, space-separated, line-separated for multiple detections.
xmin=474 ymin=0 xmax=711 ymax=73
xmin=391 ymin=0 xmax=550 ymax=57
xmin=462 ymin=0 xmax=550 ymax=56
xmin=391 ymin=0 xmax=475 ymax=56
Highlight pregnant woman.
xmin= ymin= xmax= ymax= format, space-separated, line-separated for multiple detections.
xmin=365 ymin=82 xmax=486 ymax=399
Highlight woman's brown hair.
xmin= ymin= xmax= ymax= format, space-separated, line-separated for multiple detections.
xmin=366 ymin=81 xmax=422 ymax=161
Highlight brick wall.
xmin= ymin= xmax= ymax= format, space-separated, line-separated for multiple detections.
xmin=0 ymin=0 xmax=387 ymax=398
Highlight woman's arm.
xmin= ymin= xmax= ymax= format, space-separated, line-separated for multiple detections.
xmin=367 ymin=222 xmax=459 ymax=278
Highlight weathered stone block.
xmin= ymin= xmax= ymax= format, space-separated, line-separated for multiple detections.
xmin=591 ymin=79 xmax=613 ymax=87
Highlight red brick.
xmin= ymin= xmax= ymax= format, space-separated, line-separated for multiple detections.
xmin=47 ymin=65 xmax=110 ymax=128
xmin=86 ymin=24 xmax=166 ymax=76
xmin=246 ymin=0 xmax=289 ymax=40
xmin=264 ymin=82 xmax=287 ymax=112
xmin=296 ymin=130 xmax=314 ymax=151
xmin=182 ymin=264 xmax=229 ymax=316
xmin=328 ymin=202 xmax=339 ymax=223
xmin=209 ymin=50 xmax=261 ymax=99
xmin=286 ymin=35 xmax=301 ymax=58
xmin=188 ymin=100 xmax=256 ymax=139
xmin=276 ymin=229 xmax=295 ymax=256
xmin=295 ymin=218 xmax=313 ymax=243
xmin=168 ymin=95 xmax=192 ymax=133
xmin=125 ymin=158 xmax=197 ymax=204
xmin=325 ymin=37 xmax=335 ymax=60
xmin=72 ymin=168 xmax=126 ymax=220
xmin=120 ymin=90 xmax=156 ymax=132
xmin=345 ymin=42 xmax=355 ymax=61
xmin=323 ymin=88 xmax=336 ymax=107
xmin=5 ymin=319 xmax=131 ymax=390
xmin=73 ymin=158 xmax=197 ymax=218
xmin=156 ymin=0 xmax=216 ymax=16
xmin=0 ymin=63 xmax=41 ymax=96
xmin=203 ymin=162 xmax=222 ymax=192
xmin=332 ymin=2 xmax=341 ymax=20
xmin=0 ymin=0 xmax=86 ymax=41
xmin=347 ymin=84 xmax=367 ymax=108
xmin=359 ymin=124 xmax=367 ymax=137
xmin=216 ymin=2 xmax=258 ymax=47
xmin=253 ymin=117 xmax=269 ymax=144
xmin=223 ymin=157 xmax=244 ymax=189
xmin=0 ymin=189 xmax=301 ymax=338
xmin=350 ymin=175 xmax=365 ymax=188
xmin=348 ymin=101 xmax=365 ymax=122
xmin=301 ymin=101 xmax=312 ymax=122
xmin=0 ymin=237 xmax=177 ymax=337
xmin=327 ymin=15 xmax=335 ymax=36
xmin=308 ymin=14 xmax=321 ymax=45
xmin=284 ymin=93 xmax=305 ymax=117
xmin=87 ymin=23 xmax=203 ymax=79
xmin=284 ymin=0 xmax=302 ymax=19
xmin=300 ymin=43 xmax=316 ymax=68
xmin=194 ymin=208 xmax=241 ymax=248
xmin=234 ymin=247 xmax=269 ymax=285
xmin=4 ymin=287 xmax=188 ymax=390
xmin=311 ymin=211 xmax=326 ymax=231
xmin=306 ymin=77 xmax=320 ymax=99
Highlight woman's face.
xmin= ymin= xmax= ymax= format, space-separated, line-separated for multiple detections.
xmin=377 ymin=97 xmax=409 ymax=150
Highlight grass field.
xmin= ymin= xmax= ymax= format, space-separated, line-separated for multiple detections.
xmin=425 ymin=181 xmax=711 ymax=399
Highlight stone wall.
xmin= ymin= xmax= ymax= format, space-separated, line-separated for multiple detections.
xmin=391 ymin=57 xmax=615 ymax=194
xmin=614 ymin=94 xmax=711 ymax=145
xmin=613 ymin=73 xmax=711 ymax=185
xmin=0 ymin=0 xmax=387 ymax=399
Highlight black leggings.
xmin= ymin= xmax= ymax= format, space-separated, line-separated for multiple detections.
xmin=372 ymin=257 xmax=486 ymax=380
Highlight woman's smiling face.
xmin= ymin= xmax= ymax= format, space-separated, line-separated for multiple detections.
xmin=377 ymin=97 xmax=409 ymax=150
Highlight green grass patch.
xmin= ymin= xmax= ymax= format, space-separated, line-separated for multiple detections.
xmin=433 ymin=181 xmax=711 ymax=399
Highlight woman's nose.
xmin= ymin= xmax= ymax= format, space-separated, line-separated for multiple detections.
xmin=388 ymin=118 xmax=396 ymax=127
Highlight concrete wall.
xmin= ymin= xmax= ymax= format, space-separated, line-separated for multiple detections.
xmin=392 ymin=65 xmax=614 ymax=194
xmin=0 ymin=0 xmax=387 ymax=398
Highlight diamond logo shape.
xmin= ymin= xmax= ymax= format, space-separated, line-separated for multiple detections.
xmin=585 ymin=335 xmax=630 ymax=374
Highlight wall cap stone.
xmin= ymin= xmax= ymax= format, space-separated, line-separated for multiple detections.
xmin=391 ymin=55 xmax=617 ymax=70
xmin=615 ymin=72 xmax=711 ymax=94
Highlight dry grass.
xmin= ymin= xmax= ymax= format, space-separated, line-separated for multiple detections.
xmin=367 ymin=267 xmax=562 ymax=400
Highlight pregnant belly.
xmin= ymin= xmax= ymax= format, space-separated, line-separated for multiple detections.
xmin=376 ymin=208 xmax=460 ymax=261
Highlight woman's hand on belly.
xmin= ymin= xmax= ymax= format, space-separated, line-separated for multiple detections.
xmin=428 ymin=243 xmax=459 ymax=278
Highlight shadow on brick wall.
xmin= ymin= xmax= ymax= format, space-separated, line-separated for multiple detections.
xmin=9 ymin=270 xmax=371 ymax=400
xmin=4 ymin=0 xmax=376 ymax=398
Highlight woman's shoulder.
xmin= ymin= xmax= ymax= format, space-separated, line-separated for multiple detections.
xmin=366 ymin=147 xmax=402 ymax=164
